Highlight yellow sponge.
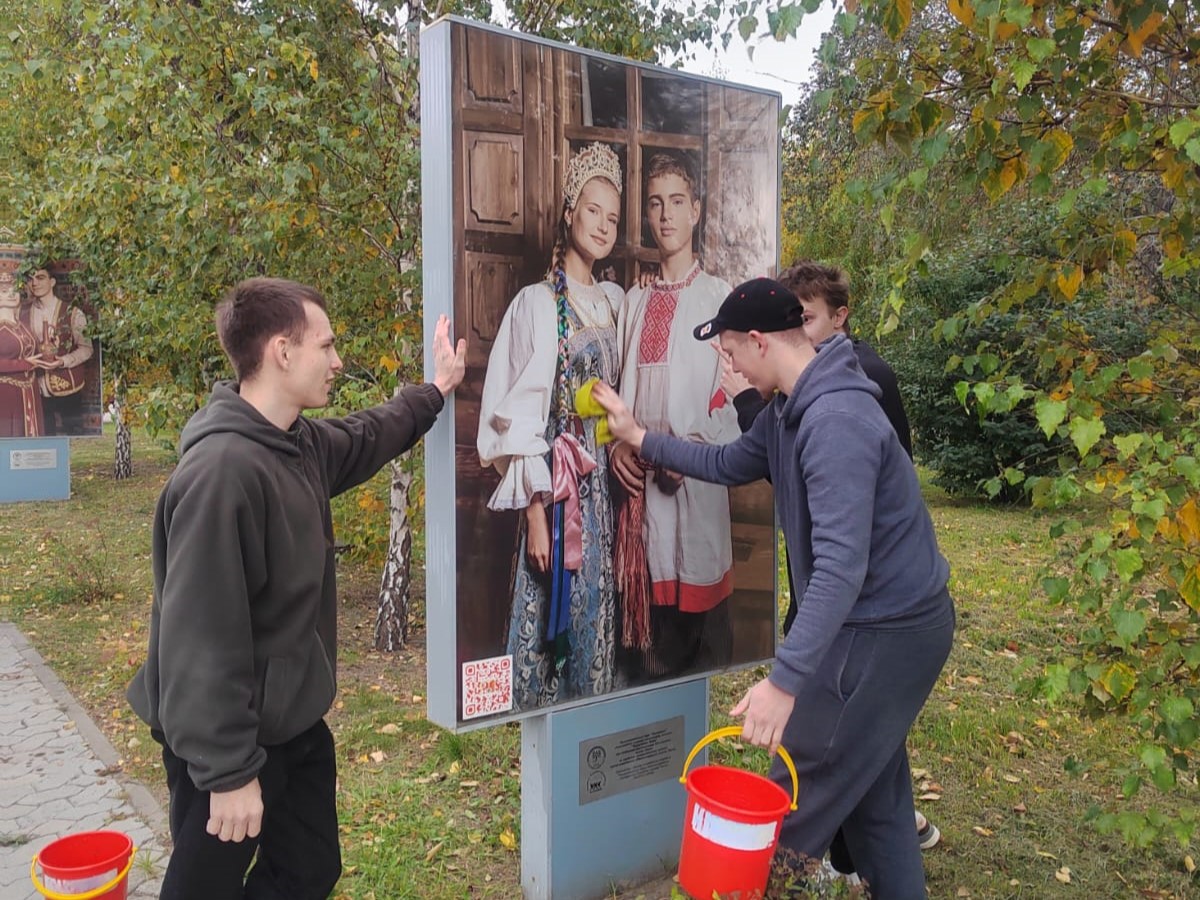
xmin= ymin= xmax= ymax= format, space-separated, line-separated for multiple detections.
xmin=574 ymin=378 xmax=613 ymax=446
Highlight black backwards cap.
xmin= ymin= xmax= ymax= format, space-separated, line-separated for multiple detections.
xmin=692 ymin=277 xmax=805 ymax=341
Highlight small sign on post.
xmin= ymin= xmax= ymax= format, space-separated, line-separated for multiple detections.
xmin=0 ymin=437 xmax=70 ymax=502
xmin=578 ymin=716 xmax=684 ymax=805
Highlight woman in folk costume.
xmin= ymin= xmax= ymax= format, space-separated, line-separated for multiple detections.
xmin=478 ymin=143 xmax=625 ymax=710
xmin=0 ymin=271 xmax=46 ymax=437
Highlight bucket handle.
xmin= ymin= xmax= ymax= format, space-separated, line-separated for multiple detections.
xmin=680 ymin=726 xmax=799 ymax=811
xmin=30 ymin=847 xmax=137 ymax=900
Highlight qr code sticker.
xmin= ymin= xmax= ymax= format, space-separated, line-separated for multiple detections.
xmin=462 ymin=655 xmax=513 ymax=720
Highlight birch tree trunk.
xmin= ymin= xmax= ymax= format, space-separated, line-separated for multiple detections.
xmin=113 ymin=376 xmax=132 ymax=480
xmin=373 ymin=1 xmax=424 ymax=651
xmin=375 ymin=456 xmax=414 ymax=649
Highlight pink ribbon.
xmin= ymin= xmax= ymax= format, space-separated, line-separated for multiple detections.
xmin=552 ymin=433 xmax=597 ymax=571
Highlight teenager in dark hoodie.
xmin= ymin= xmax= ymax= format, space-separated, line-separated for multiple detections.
xmin=127 ymin=278 xmax=466 ymax=899
xmin=593 ymin=277 xmax=954 ymax=899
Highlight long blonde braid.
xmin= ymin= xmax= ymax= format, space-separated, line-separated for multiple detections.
xmin=547 ymin=211 xmax=572 ymax=435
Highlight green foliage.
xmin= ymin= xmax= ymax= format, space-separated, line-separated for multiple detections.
xmin=508 ymin=0 xmax=719 ymax=60
xmin=3 ymin=0 xmax=721 ymax=442
xmin=763 ymin=0 xmax=1200 ymax=848
xmin=6 ymin=0 xmax=430 ymax=439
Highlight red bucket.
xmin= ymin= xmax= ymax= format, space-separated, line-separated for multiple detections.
xmin=30 ymin=830 xmax=135 ymax=900
xmin=677 ymin=727 xmax=799 ymax=900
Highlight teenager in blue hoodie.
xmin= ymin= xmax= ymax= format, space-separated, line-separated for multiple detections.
xmin=593 ymin=277 xmax=954 ymax=899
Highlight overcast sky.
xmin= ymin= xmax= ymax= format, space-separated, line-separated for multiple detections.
xmin=672 ymin=5 xmax=836 ymax=107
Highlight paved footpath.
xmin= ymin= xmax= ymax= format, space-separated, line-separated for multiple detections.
xmin=0 ymin=622 xmax=168 ymax=899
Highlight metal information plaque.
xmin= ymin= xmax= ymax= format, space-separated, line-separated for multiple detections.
xmin=578 ymin=715 xmax=685 ymax=805
xmin=10 ymin=449 xmax=57 ymax=470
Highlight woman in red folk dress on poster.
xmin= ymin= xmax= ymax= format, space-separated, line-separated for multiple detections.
xmin=0 ymin=270 xmax=47 ymax=437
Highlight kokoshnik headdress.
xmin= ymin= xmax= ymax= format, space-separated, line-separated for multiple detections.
xmin=562 ymin=142 xmax=623 ymax=209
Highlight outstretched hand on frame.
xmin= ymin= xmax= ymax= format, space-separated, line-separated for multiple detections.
xmin=431 ymin=315 xmax=467 ymax=397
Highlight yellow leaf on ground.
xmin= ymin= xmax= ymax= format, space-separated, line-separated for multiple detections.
xmin=499 ymin=828 xmax=517 ymax=850
xmin=1185 ymin=855 xmax=1196 ymax=873
xmin=369 ymin=750 xmax=385 ymax=763
xmin=973 ymin=826 xmax=994 ymax=836
xmin=1163 ymin=232 xmax=1183 ymax=259
xmin=1055 ymin=866 xmax=1072 ymax=883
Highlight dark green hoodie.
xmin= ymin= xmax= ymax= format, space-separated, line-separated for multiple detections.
xmin=127 ymin=380 xmax=443 ymax=792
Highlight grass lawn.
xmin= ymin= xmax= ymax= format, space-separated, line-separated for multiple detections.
xmin=1 ymin=431 xmax=1195 ymax=899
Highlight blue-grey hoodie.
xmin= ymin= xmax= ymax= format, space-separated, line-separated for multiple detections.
xmin=640 ymin=334 xmax=951 ymax=696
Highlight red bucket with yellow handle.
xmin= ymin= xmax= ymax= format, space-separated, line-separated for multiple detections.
xmin=677 ymin=726 xmax=799 ymax=900
xmin=30 ymin=831 xmax=135 ymax=900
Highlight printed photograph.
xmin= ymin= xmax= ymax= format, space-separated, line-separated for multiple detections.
xmin=0 ymin=245 xmax=102 ymax=439
xmin=434 ymin=20 xmax=780 ymax=726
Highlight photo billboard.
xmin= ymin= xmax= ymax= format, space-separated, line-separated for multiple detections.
xmin=422 ymin=18 xmax=781 ymax=728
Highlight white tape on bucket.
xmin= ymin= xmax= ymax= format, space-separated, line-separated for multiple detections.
xmin=690 ymin=802 xmax=777 ymax=851
xmin=45 ymin=868 xmax=118 ymax=893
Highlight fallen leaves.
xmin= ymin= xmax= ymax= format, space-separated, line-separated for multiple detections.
xmin=1002 ymin=731 xmax=1028 ymax=755
xmin=914 ymin=770 xmax=943 ymax=802
xmin=1054 ymin=866 xmax=1072 ymax=884
xmin=498 ymin=828 xmax=517 ymax=851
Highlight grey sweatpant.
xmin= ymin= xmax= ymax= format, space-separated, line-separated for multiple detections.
xmin=769 ymin=596 xmax=954 ymax=900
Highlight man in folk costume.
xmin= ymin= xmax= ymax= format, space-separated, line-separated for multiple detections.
xmin=610 ymin=151 xmax=740 ymax=677
xmin=23 ymin=267 xmax=93 ymax=434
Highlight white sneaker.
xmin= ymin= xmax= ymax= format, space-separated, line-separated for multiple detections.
xmin=916 ymin=816 xmax=942 ymax=850
xmin=817 ymin=858 xmax=862 ymax=886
